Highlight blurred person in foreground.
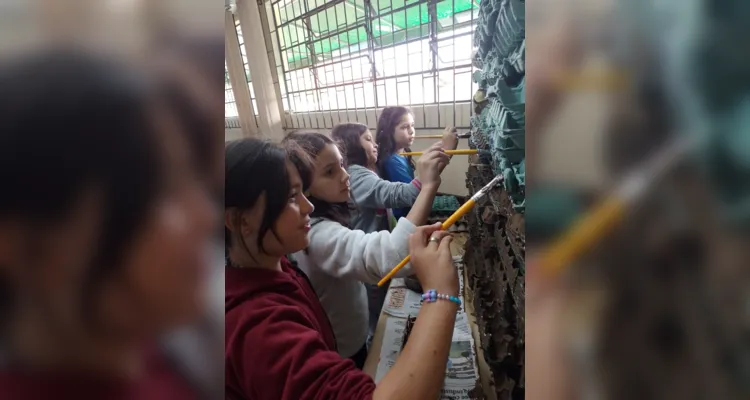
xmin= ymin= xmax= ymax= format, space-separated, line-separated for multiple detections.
xmin=0 ymin=49 xmax=216 ymax=399
xmin=525 ymin=1 xmax=750 ymax=398
xmin=153 ymin=36 xmax=225 ymax=400
xmin=524 ymin=7 xmax=586 ymax=399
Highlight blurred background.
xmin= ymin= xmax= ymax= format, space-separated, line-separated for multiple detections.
xmin=0 ymin=1 xmax=223 ymax=399
xmin=526 ymin=0 xmax=750 ymax=399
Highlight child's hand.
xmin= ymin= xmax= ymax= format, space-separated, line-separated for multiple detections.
xmin=409 ymin=223 xmax=457 ymax=295
xmin=416 ymin=148 xmax=450 ymax=189
xmin=441 ymin=126 xmax=459 ymax=151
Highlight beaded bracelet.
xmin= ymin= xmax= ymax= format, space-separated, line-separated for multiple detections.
xmin=421 ymin=289 xmax=461 ymax=306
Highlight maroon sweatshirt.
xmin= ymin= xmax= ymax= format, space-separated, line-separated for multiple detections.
xmin=0 ymin=348 xmax=197 ymax=400
xmin=225 ymin=258 xmax=376 ymax=399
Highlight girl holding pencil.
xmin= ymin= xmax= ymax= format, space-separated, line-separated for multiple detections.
xmin=375 ymin=106 xmax=459 ymax=220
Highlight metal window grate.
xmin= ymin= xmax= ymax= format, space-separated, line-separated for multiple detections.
xmin=265 ymin=0 xmax=480 ymax=129
xmin=234 ymin=17 xmax=260 ymax=117
xmin=225 ymin=62 xmax=239 ymax=118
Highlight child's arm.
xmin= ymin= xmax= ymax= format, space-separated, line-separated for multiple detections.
xmin=307 ymin=219 xmax=417 ymax=283
xmin=349 ymin=165 xmax=420 ymax=209
xmin=402 ymin=179 xmax=439 ymax=227
xmin=383 ymin=150 xmax=448 ymax=219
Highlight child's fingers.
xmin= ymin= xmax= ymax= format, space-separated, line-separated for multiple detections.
xmin=426 ymin=141 xmax=445 ymax=151
xmin=420 ymin=222 xmax=443 ymax=238
xmin=410 ymin=223 xmax=443 ymax=251
xmin=429 ymin=231 xmax=452 ymax=245
xmin=434 ymin=151 xmax=451 ymax=164
xmin=436 ymin=233 xmax=454 ymax=254
xmin=420 ymin=150 xmax=444 ymax=163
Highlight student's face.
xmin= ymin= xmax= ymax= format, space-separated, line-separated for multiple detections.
xmin=393 ymin=113 xmax=415 ymax=149
xmin=99 ymin=110 xmax=218 ymax=334
xmin=0 ymin=108 xmax=218 ymax=340
xmin=258 ymin=163 xmax=315 ymax=255
xmin=359 ymin=129 xmax=378 ymax=166
xmin=0 ymin=188 xmax=103 ymax=340
xmin=309 ymin=144 xmax=350 ymax=204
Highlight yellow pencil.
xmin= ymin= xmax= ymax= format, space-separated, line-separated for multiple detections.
xmin=413 ymin=135 xmax=445 ymax=139
xmin=538 ymin=197 xmax=625 ymax=276
xmin=400 ymin=149 xmax=478 ymax=156
xmin=377 ymin=175 xmax=503 ymax=287
xmin=414 ymin=133 xmax=469 ymax=139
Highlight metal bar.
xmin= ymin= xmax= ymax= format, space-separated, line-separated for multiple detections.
xmin=277 ymin=0 xmax=433 ymax=31
xmin=279 ymin=21 xmax=365 ymax=52
xmin=271 ymin=3 xmax=292 ymax=122
xmin=363 ymin=0 xmax=380 ymax=113
xmin=451 ymin=0 xmax=456 ymax=127
xmin=302 ymin=14 xmax=324 ymax=128
xmin=333 ymin=2 xmax=351 ymax=118
xmin=420 ymin=2 xmax=427 ymax=127
xmin=286 ymin=99 xmax=472 ymax=112
xmin=284 ymin=64 xmax=473 ymax=95
xmin=428 ymin=0 xmax=439 ymax=126
xmin=277 ymin=0 xmax=347 ymax=31
xmin=321 ymin=5 xmax=335 ymax=126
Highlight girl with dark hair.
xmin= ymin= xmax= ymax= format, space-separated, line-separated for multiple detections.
xmin=224 ymin=137 xmax=461 ymax=400
xmin=332 ymin=122 xmax=448 ymax=340
xmin=0 ymin=50 xmax=216 ymax=399
xmin=375 ymin=106 xmax=459 ymax=219
xmin=333 ymin=122 xmax=446 ymax=232
xmin=282 ymin=132 xmax=449 ymax=369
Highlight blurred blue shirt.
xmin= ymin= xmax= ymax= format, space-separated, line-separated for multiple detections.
xmin=381 ymin=154 xmax=414 ymax=219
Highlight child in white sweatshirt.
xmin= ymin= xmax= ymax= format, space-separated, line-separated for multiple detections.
xmin=282 ymin=132 xmax=449 ymax=369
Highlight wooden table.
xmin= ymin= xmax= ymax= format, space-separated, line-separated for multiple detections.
xmin=362 ymin=233 xmax=497 ymax=399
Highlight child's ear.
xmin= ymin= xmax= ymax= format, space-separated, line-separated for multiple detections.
xmin=224 ymin=209 xmax=240 ymax=235
xmin=238 ymin=205 xmax=265 ymax=238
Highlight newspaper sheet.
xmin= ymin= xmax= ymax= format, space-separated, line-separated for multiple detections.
xmin=375 ymin=312 xmax=479 ymax=398
xmin=382 ymin=257 xmax=466 ymax=318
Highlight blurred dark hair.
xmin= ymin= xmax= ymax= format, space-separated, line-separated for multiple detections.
xmin=157 ymin=36 xmax=224 ymax=194
xmin=375 ymin=106 xmax=415 ymax=176
xmin=331 ymin=123 xmax=370 ymax=167
xmin=170 ymin=36 xmax=224 ymax=88
xmin=282 ymin=132 xmax=352 ymax=227
xmin=0 ymin=50 xmax=166 ymax=326
xmin=160 ymin=79 xmax=218 ymax=181
xmin=155 ymin=35 xmax=224 ymax=89
xmin=224 ymin=138 xmax=312 ymax=256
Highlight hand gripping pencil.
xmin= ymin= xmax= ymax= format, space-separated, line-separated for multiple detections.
xmin=377 ymin=174 xmax=504 ymax=287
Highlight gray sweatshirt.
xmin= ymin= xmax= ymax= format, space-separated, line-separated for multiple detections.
xmin=292 ymin=217 xmax=416 ymax=357
xmin=347 ymin=164 xmax=421 ymax=233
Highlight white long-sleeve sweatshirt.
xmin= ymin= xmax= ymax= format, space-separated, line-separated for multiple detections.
xmin=291 ymin=216 xmax=416 ymax=358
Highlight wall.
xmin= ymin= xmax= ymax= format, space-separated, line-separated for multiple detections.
xmin=225 ymin=127 xmax=243 ymax=142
